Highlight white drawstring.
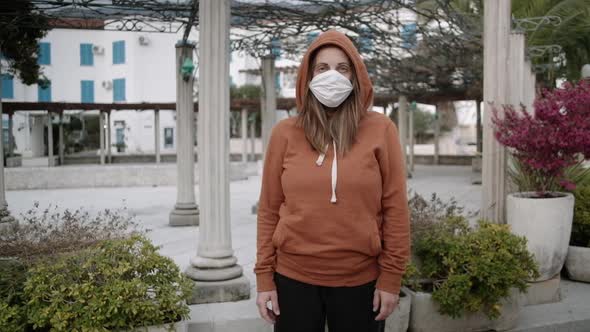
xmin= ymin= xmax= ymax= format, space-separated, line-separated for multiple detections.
xmin=315 ymin=141 xmax=338 ymax=204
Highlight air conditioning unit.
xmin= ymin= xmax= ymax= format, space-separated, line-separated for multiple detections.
xmin=138 ymin=36 xmax=150 ymax=46
xmin=92 ymin=45 xmax=105 ymax=55
xmin=102 ymin=80 xmax=112 ymax=90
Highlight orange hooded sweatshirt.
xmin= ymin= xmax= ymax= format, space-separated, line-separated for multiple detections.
xmin=254 ymin=30 xmax=410 ymax=295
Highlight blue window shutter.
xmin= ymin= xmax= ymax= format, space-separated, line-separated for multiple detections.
xmin=306 ymin=32 xmax=319 ymax=46
xmin=38 ymin=81 xmax=52 ymax=102
xmin=402 ymin=23 xmax=417 ymax=49
xmin=38 ymin=42 xmax=51 ymax=65
xmin=81 ymin=80 xmax=94 ymax=103
xmin=113 ymin=41 xmax=125 ymax=64
xmin=80 ymin=44 xmax=94 ymax=66
xmin=359 ymin=27 xmax=373 ymax=53
xmin=271 ymin=38 xmax=281 ymax=60
xmin=1 ymin=75 xmax=14 ymax=99
xmin=113 ymin=78 xmax=126 ymax=101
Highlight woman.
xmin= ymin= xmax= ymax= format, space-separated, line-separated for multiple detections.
xmin=254 ymin=29 xmax=410 ymax=332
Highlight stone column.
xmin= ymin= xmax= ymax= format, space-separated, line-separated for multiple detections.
xmin=398 ymin=95 xmax=408 ymax=168
xmin=106 ymin=111 xmax=112 ymax=163
xmin=482 ymin=0 xmax=511 ymax=224
xmin=8 ymin=113 xmax=14 ymax=157
xmin=508 ymin=33 xmax=526 ymax=106
xmin=47 ymin=113 xmax=53 ymax=167
xmin=99 ymin=111 xmax=105 ymax=165
xmin=169 ymin=42 xmax=199 ymax=227
xmin=58 ymin=113 xmax=64 ymax=165
xmin=261 ymin=55 xmax=277 ymax=155
xmin=0 ymin=67 xmax=6 ymax=210
xmin=408 ymin=105 xmax=415 ymax=172
xmin=250 ymin=120 xmax=256 ymax=162
xmin=434 ymin=105 xmax=440 ymax=165
xmin=155 ymin=109 xmax=161 ymax=163
xmin=476 ymin=100 xmax=483 ymax=154
xmin=30 ymin=115 xmax=44 ymax=157
xmin=241 ymin=108 xmax=248 ymax=163
xmin=185 ymin=0 xmax=250 ymax=304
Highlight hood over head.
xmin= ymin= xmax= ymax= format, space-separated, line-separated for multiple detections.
xmin=296 ymin=29 xmax=374 ymax=112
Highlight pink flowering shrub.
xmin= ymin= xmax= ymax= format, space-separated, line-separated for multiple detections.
xmin=492 ymin=80 xmax=590 ymax=195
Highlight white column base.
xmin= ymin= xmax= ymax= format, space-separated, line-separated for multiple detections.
xmin=169 ymin=203 xmax=199 ymax=226
xmin=185 ymin=274 xmax=250 ymax=304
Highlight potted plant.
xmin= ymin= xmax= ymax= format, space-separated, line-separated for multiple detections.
xmin=492 ymin=80 xmax=590 ymax=281
xmin=565 ymin=181 xmax=590 ymax=282
xmin=24 ymin=235 xmax=193 ymax=332
xmin=403 ymin=193 xmax=538 ymax=332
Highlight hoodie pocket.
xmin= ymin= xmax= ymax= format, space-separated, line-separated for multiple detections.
xmin=369 ymin=219 xmax=383 ymax=256
xmin=272 ymin=222 xmax=285 ymax=249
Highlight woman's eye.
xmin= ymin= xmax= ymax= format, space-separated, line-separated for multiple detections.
xmin=338 ymin=67 xmax=349 ymax=73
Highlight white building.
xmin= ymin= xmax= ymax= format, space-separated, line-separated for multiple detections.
xmin=1 ymin=25 xmax=299 ymax=161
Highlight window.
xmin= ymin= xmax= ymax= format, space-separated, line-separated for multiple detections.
xmin=359 ymin=27 xmax=373 ymax=53
xmin=81 ymin=80 xmax=94 ymax=103
xmin=401 ymin=23 xmax=417 ymax=49
xmin=116 ymin=128 xmax=125 ymax=144
xmin=38 ymin=42 xmax=51 ymax=65
xmin=38 ymin=81 xmax=52 ymax=102
xmin=80 ymin=43 xmax=94 ymax=66
xmin=2 ymin=117 xmax=8 ymax=149
xmin=164 ymin=127 xmax=174 ymax=148
xmin=307 ymin=32 xmax=319 ymax=46
xmin=271 ymin=37 xmax=281 ymax=60
xmin=113 ymin=40 xmax=125 ymax=64
xmin=113 ymin=78 xmax=126 ymax=101
xmin=1 ymin=74 xmax=14 ymax=99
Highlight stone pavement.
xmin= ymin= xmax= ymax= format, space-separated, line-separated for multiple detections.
xmin=6 ymin=164 xmax=590 ymax=331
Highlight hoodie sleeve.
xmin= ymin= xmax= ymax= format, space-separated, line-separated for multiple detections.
xmin=254 ymin=122 xmax=288 ymax=292
xmin=375 ymin=120 xmax=411 ymax=295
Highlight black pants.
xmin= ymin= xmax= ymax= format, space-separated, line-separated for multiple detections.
xmin=273 ymin=272 xmax=386 ymax=332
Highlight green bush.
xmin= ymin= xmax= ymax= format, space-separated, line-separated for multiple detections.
xmin=405 ymin=194 xmax=539 ymax=320
xmin=572 ymin=184 xmax=590 ymax=247
xmin=0 ymin=259 xmax=28 ymax=331
xmin=24 ymin=235 xmax=193 ymax=332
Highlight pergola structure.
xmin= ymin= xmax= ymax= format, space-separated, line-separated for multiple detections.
xmin=0 ymin=0 xmax=553 ymax=304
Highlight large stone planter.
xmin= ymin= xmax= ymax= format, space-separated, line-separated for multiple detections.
xmin=405 ymin=287 xmax=523 ymax=332
xmin=506 ymin=192 xmax=575 ymax=281
xmin=385 ymin=289 xmax=411 ymax=332
xmin=324 ymin=289 xmax=411 ymax=332
xmin=565 ymin=245 xmax=590 ymax=283
xmin=129 ymin=321 xmax=186 ymax=332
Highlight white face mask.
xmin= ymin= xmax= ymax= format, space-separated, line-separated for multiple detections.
xmin=309 ymin=69 xmax=353 ymax=108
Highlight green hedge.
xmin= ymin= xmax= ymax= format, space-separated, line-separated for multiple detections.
xmin=24 ymin=235 xmax=193 ymax=331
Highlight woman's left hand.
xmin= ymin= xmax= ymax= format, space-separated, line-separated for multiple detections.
xmin=373 ymin=288 xmax=400 ymax=321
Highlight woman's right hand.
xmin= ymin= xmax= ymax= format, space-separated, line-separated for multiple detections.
xmin=256 ymin=290 xmax=280 ymax=324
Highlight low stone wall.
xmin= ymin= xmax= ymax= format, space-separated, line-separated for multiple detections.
xmin=5 ymin=162 xmax=256 ymax=190
xmin=413 ymin=154 xmax=474 ymax=166
xmin=63 ymin=153 xmax=262 ymax=165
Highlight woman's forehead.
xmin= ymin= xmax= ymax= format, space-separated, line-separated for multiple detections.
xmin=314 ymin=46 xmax=351 ymax=65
